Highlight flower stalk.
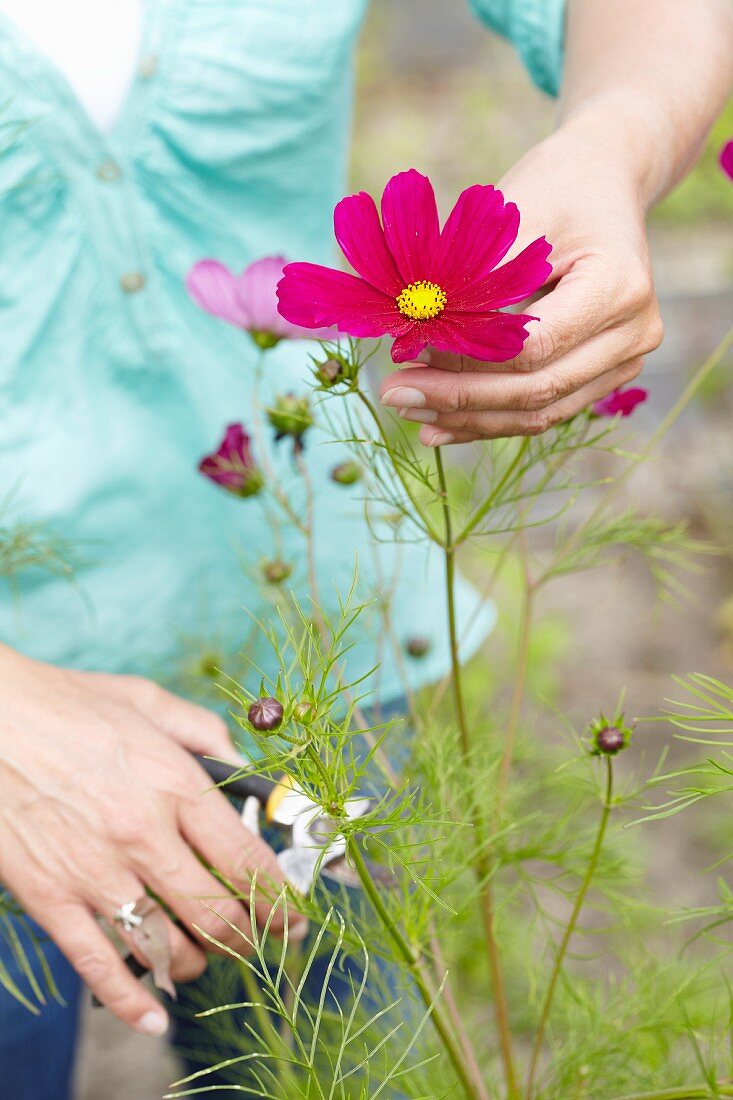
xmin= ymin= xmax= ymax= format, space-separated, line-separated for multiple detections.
xmin=347 ymin=837 xmax=484 ymax=1100
xmin=526 ymin=755 xmax=615 ymax=1098
xmin=615 ymin=1089 xmax=733 ymax=1100
xmin=434 ymin=446 xmax=521 ymax=1100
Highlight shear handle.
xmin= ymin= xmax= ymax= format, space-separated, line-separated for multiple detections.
xmin=193 ymin=754 xmax=277 ymax=805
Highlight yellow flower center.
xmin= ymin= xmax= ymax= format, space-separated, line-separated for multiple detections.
xmin=396 ymin=280 xmax=447 ymax=321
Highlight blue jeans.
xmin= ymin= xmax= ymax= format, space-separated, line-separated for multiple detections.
xmin=0 ymin=918 xmax=81 ymax=1100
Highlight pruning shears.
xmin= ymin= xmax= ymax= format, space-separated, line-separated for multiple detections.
xmin=194 ymin=754 xmax=381 ymax=895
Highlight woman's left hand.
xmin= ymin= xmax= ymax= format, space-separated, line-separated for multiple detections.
xmin=379 ymin=117 xmax=665 ymax=445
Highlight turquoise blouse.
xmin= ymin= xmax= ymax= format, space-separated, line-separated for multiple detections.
xmin=0 ymin=1 xmax=564 ymax=703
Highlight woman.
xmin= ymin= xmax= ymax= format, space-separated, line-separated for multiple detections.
xmin=0 ymin=1 xmax=731 ymax=1097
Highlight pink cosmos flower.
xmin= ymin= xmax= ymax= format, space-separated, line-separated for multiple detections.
xmin=199 ymin=424 xmax=264 ymax=497
xmin=186 ymin=255 xmax=332 ymax=350
xmin=592 ymin=387 xmax=648 ymax=418
xmin=720 ymin=141 xmax=733 ymax=181
xmin=276 ymin=169 xmax=552 ymax=364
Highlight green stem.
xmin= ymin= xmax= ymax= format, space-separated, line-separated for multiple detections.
xmin=496 ymin=542 xmax=533 ymax=821
xmin=348 ymin=839 xmax=482 ymax=1100
xmin=252 ymin=356 xmax=308 ymax=536
xmin=526 ymin=756 xmax=615 ymax=1099
xmin=357 ymin=390 xmax=441 ymax=543
xmin=435 ymin=446 xmax=521 ymax=1100
xmin=303 ymin=740 xmax=338 ymax=803
xmin=294 ymin=451 xmax=327 ymax=642
xmin=457 ymin=436 xmax=531 ymax=544
xmin=614 ymin=1088 xmax=733 ymax=1100
xmin=434 ymin=447 xmax=469 ymax=756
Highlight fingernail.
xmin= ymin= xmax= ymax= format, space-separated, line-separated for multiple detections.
xmin=289 ymin=920 xmax=310 ymax=942
xmin=381 ymin=386 xmax=425 ymax=408
xmin=137 ymin=1010 xmax=169 ymax=1036
xmin=399 ymin=407 xmax=438 ymax=424
xmin=423 ymin=430 xmax=454 ymax=447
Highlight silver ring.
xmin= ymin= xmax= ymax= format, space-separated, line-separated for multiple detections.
xmin=112 ymin=897 xmax=148 ymax=933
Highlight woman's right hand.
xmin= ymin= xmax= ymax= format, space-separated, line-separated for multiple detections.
xmin=0 ymin=644 xmax=305 ymax=1035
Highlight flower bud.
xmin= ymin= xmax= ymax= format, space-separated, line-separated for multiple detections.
xmin=405 ymin=636 xmax=431 ymax=659
xmin=330 ymin=461 xmax=361 ymax=486
xmin=589 ymin=714 xmax=633 ymax=756
xmin=594 ymin=726 xmax=626 ymax=755
xmin=293 ymin=701 xmax=316 ymax=725
xmin=199 ymin=423 xmax=264 ymax=498
xmin=314 ymin=358 xmax=344 ymax=386
xmin=262 ymin=559 xmax=293 ymax=585
xmin=248 ymin=696 xmax=284 ymax=733
xmin=312 ymin=349 xmax=359 ymax=389
xmin=267 ymin=393 xmax=313 ymax=452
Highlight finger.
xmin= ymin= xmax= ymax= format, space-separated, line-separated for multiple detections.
xmin=417 ymin=359 xmax=644 ymax=444
xmin=129 ymin=826 xmax=258 ymax=956
xmin=96 ymin=875 xmax=207 ymax=985
xmin=381 ymin=332 xmax=635 ymax=418
xmin=90 ymin=674 xmax=238 ymax=761
xmin=179 ymin=763 xmax=306 ymax=939
xmin=419 ymin=254 xmax=657 ymax=376
xmin=44 ymin=902 xmax=170 ymax=1035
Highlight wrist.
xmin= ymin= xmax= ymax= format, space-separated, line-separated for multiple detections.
xmin=558 ymin=90 xmax=677 ymax=210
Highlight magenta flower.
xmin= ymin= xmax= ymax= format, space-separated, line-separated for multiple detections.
xmin=276 ymin=169 xmax=552 ymax=364
xmin=186 ymin=255 xmax=332 ymax=350
xmin=199 ymin=424 xmax=264 ymax=497
xmin=592 ymin=387 xmax=648 ymax=419
xmin=720 ymin=141 xmax=733 ymax=182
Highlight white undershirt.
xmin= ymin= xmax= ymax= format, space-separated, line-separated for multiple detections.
xmin=2 ymin=0 xmax=143 ymax=133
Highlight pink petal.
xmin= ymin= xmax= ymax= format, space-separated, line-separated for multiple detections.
xmin=277 ymin=262 xmax=412 ymax=339
xmin=391 ymin=328 xmax=429 ymax=363
xmin=449 ymin=237 xmax=553 ymax=312
xmin=720 ymin=141 xmax=733 ymax=181
xmin=380 ymin=169 xmax=440 ymax=284
xmin=219 ymin=423 xmax=249 ymax=462
xmin=421 ymin=309 xmax=536 ymax=363
xmin=432 ymin=185 xmax=520 ymax=295
xmin=593 ymin=387 xmax=648 ymax=418
xmin=334 ymin=192 xmax=403 ymax=295
xmin=238 ymin=256 xmax=288 ymax=335
xmin=186 ymin=260 xmax=251 ymax=327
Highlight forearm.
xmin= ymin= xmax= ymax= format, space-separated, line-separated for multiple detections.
xmin=559 ymin=0 xmax=733 ymax=207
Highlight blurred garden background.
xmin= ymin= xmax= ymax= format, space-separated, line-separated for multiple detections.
xmin=76 ymin=2 xmax=733 ymax=1095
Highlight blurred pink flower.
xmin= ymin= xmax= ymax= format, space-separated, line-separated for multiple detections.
xmin=276 ymin=169 xmax=552 ymax=364
xmin=592 ymin=387 xmax=648 ymax=418
xmin=187 ymin=256 xmax=332 ymax=350
xmin=199 ymin=423 xmax=264 ymax=497
xmin=720 ymin=141 xmax=733 ymax=181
